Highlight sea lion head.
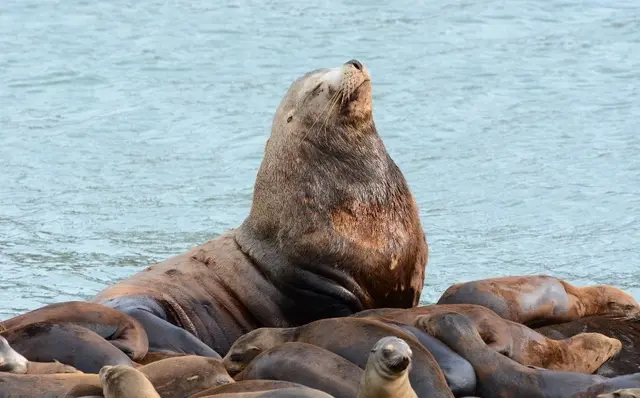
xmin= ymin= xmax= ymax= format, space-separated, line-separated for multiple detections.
xmin=99 ymin=364 xmax=160 ymax=398
xmin=272 ymin=59 xmax=372 ymax=136
xmin=237 ymin=59 xmax=427 ymax=324
xmin=0 ymin=335 xmax=28 ymax=374
xmin=369 ymin=336 xmax=413 ymax=378
xmin=222 ymin=327 xmax=293 ymax=376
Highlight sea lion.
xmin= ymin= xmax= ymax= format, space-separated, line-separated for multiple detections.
xmin=597 ymin=388 xmax=640 ymax=398
xmin=536 ymin=315 xmax=640 ymax=377
xmin=437 ymin=275 xmax=640 ymax=327
xmin=81 ymin=59 xmax=427 ymax=359
xmin=354 ymin=303 xmax=622 ymax=374
xmin=419 ymin=312 xmax=610 ymax=398
xmin=198 ymin=387 xmax=335 ymax=398
xmin=571 ymin=373 xmax=640 ymax=398
xmin=357 ymin=336 xmax=417 ymax=398
xmin=234 ymin=342 xmax=361 ymax=398
xmin=369 ymin=321 xmax=475 ymax=395
xmin=138 ymin=355 xmax=234 ymax=397
xmin=224 ymin=317 xmax=453 ymax=398
xmin=1 ymin=322 xmax=133 ymax=373
xmin=100 ymin=364 xmax=160 ymax=398
xmin=0 ymin=336 xmax=75 ymax=375
xmin=0 ymin=373 xmax=102 ymax=397
xmin=0 ymin=301 xmax=149 ymax=361
xmin=189 ymin=380 xmax=306 ymax=398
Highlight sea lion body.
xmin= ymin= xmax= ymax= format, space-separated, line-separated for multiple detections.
xmin=189 ymin=380 xmax=306 ymax=398
xmin=355 ymin=304 xmax=621 ymax=374
xmin=235 ymin=342 xmax=361 ymax=398
xmin=437 ymin=275 xmax=640 ymax=327
xmin=419 ymin=312 xmax=609 ymax=398
xmin=138 ymin=355 xmax=234 ymax=397
xmin=0 ymin=373 xmax=102 ymax=397
xmin=0 ymin=301 xmax=148 ymax=360
xmin=199 ymin=387 xmax=335 ymax=398
xmin=1 ymin=322 xmax=133 ymax=373
xmin=86 ymin=59 xmax=426 ymax=358
xmin=357 ymin=336 xmax=417 ymax=398
xmin=571 ymin=373 xmax=640 ymax=398
xmin=536 ymin=315 xmax=640 ymax=377
xmin=597 ymin=388 xmax=640 ymax=398
xmin=100 ymin=364 xmax=160 ymax=398
xmin=224 ymin=317 xmax=453 ymax=398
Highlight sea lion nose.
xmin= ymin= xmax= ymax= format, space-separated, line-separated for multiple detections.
xmin=345 ymin=59 xmax=363 ymax=71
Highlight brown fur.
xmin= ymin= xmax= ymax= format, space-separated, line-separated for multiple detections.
xmin=537 ymin=315 xmax=640 ymax=377
xmin=189 ymin=380 xmax=306 ymax=398
xmin=235 ymin=342 xmax=362 ymax=398
xmin=85 ymin=60 xmax=427 ymax=357
xmin=1 ymin=301 xmax=149 ymax=361
xmin=138 ymin=355 xmax=234 ymax=397
xmin=0 ymin=373 xmax=102 ymax=397
xmin=100 ymin=365 xmax=160 ymax=398
xmin=419 ymin=312 xmax=609 ymax=398
xmin=437 ymin=275 xmax=640 ymax=327
xmin=355 ymin=304 xmax=621 ymax=373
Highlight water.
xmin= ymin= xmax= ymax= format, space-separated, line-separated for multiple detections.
xmin=1 ymin=0 xmax=639 ymax=319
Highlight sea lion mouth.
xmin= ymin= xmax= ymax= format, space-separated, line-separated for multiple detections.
xmin=385 ymin=355 xmax=411 ymax=373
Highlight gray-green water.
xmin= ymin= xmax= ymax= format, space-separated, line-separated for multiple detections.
xmin=1 ymin=0 xmax=639 ymax=319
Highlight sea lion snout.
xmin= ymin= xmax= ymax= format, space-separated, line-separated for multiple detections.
xmin=345 ymin=59 xmax=363 ymax=71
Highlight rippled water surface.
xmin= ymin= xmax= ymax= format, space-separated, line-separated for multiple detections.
xmin=1 ymin=0 xmax=639 ymax=318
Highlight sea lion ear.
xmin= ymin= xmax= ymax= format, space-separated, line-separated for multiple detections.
xmin=247 ymin=345 xmax=261 ymax=353
xmin=286 ymin=109 xmax=294 ymax=123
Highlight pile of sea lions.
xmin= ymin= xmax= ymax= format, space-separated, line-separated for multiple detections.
xmin=1 ymin=59 xmax=639 ymax=397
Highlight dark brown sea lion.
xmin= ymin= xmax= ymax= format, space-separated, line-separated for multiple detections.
xmin=189 ymin=380 xmax=306 ymax=398
xmin=100 ymin=364 xmax=160 ymax=398
xmin=1 ymin=335 xmax=80 ymax=374
xmin=234 ymin=342 xmax=360 ymax=398
xmin=1 ymin=322 xmax=133 ymax=373
xmin=0 ymin=301 xmax=149 ymax=361
xmin=80 ymin=59 xmax=428 ymax=359
xmin=224 ymin=317 xmax=453 ymax=398
xmin=354 ymin=304 xmax=621 ymax=374
xmin=356 ymin=336 xmax=417 ymax=398
xmin=419 ymin=311 xmax=610 ymax=398
xmin=437 ymin=275 xmax=640 ymax=327
xmin=138 ymin=355 xmax=234 ymax=398
xmin=536 ymin=315 xmax=640 ymax=377
xmin=0 ymin=373 xmax=102 ymax=397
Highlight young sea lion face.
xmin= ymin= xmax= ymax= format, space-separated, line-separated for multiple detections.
xmin=598 ymin=388 xmax=640 ymax=398
xmin=222 ymin=328 xmax=289 ymax=376
xmin=370 ymin=336 xmax=413 ymax=377
xmin=99 ymin=364 xmax=160 ymax=398
xmin=0 ymin=335 xmax=28 ymax=374
xmin=275 ymin=59 xmax=372 ymax=138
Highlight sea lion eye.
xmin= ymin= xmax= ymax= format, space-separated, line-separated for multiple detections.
xmin=287 ymin=116 xmax=293 ymax=123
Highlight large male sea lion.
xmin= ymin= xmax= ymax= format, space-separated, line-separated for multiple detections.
xmin=80 ymin=59 xmax=428 ymax=358
xmin=353 ymin=304 xmax=621 ymax=374
xmin=437 ymin=275 xmax=640 ymax=327
xmin=223 ymin=317 xmax=453 ymax=398
xmin=234 ymin=342 xmax=362 ymax=398
xmin=0 ymin=301 xmax=148 ymax=361
xmin=537 ymin=315 xmax=640 ymax=377
xmin=100 ymin=364 xmax=160 ymax=398
xmin=357 ymin=336 xmax=417 ymax=398
xmin=419 ymin=312 xmax=610 ymax=398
